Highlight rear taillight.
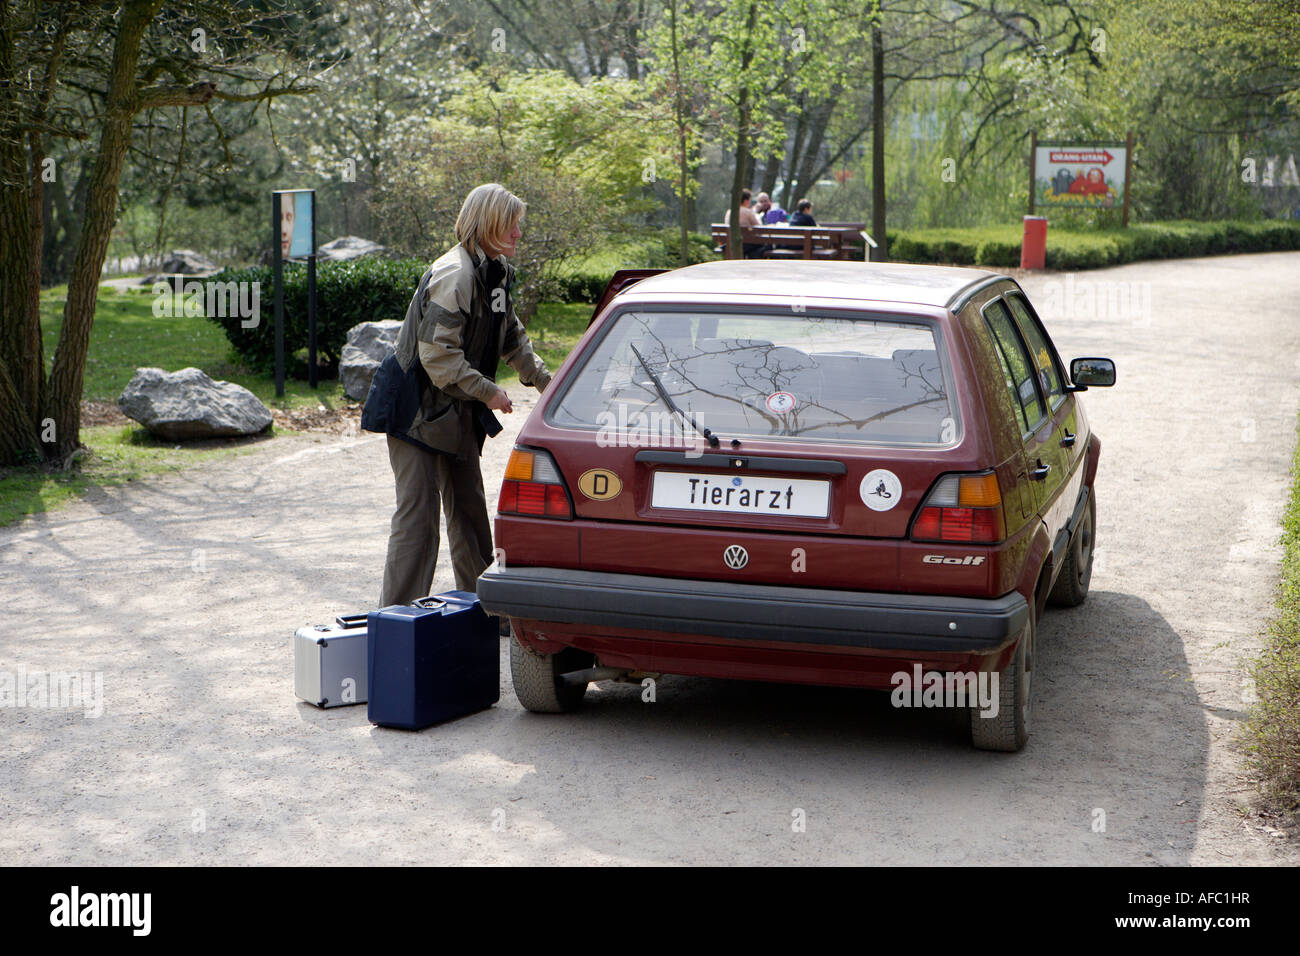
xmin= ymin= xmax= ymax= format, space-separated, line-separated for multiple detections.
xmin=500 ymin=447 xmax=573 ymax=519
xmin=911 ymin=472 xmax=1005 ymax=544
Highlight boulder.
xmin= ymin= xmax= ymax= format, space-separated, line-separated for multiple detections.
xmin=117 ymin=367 xmax=273 ymax=440
xmin=318 ymin=236 xmax=386 ymax=262
xmin=138 ymin=249 xmax=220 ymax=285
xmin=339 ymin=320 xmax=402 ymax=401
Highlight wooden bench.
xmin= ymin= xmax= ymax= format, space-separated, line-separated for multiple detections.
xmin=710 ymin=224 xmax=865 ymax=260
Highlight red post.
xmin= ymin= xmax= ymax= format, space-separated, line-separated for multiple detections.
xmin=1021 ymin=216 xmax=1047 ymax=270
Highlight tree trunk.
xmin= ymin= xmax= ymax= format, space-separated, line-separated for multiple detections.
xmin=668 ymin=0 xmax=689 ymax=266
xmin=48 ymin=0 xmax=159 ymax=459
xmin=727 ymin=2 xmax=759 ymax=260
xmin=760 ymin=152 xmax=780 ymax=197
xmin=870 ymin=17 xmax=887 ymax=261
xmin=792 ymin=98 xmax=833 ymax=211
xmin=782 ymin=98 xmax=807 ymax=209
xmin=0 ymin=0 xmax=43 ymax=463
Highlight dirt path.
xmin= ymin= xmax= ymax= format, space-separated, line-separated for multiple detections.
xmin=2 ymin=252 xmax=1298 ymax=865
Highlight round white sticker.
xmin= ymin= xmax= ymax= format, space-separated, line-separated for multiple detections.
xmin=766 ymin=391 xmax=796 ymax=413
xmin=860 ymin=469 xmax=902 ymax=511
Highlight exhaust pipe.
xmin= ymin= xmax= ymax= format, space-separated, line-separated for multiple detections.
xmin=560 ymin=666 xmax=628 ymax=686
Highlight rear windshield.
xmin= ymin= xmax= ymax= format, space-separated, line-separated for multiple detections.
xmin=547 ymin=309 xmax=958 ymax=446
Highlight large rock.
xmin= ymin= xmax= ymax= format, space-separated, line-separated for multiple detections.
xmin=138 ymin=249 xmax=220 ymax=285
xmin=117 ymin=367 xmax=273 ymax=440
xmin=339 ymin=320 xmax=402 ymax=401
xmin=160 ymin=249 xmax=219 ymax=274
xmin=318 ymin=236 xmax=386 ymax=261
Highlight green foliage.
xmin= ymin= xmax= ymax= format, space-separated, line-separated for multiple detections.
xmin=550 ymin=228 xmax=721 ymax=303
xmin=371 ymin=69 xmax=674 ymax=317
xmin=1247 ymin=412 xmax=1300 ymax=819
xmin=206 ymin=257 xmax=427 ymax=373
xmin=889 ymin=220 xmax=1300 ymax=270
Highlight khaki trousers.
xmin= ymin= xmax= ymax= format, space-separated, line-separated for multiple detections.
xmin=379 ymin=434 xmax=494 ymax=606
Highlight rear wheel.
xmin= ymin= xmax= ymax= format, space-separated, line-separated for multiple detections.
xmin=970 ymin=608 xmax=1034 ymax=752
xmin=509 ymin=636 xmax=593 ymax=713
xmin=1050 ymin=492 xmax=1096 ymax=608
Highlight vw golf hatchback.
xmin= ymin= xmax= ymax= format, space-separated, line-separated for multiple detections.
xmin=478 ymin=260 xmax=1115 ymax=751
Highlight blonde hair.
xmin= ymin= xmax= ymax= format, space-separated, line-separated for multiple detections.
xmin=455 ymin=183 xmax=526 ymax=257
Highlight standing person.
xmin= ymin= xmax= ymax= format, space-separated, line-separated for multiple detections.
xmin=790 ymin=199 xmax=817 ymax=227
xmin=361 ymin=183 xmax=550 ymax=609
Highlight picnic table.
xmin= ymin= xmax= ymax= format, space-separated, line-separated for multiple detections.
xmin=710 ymin=223 xmax=869 ymax=260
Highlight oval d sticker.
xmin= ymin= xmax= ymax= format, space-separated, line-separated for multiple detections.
xmin=578 ymin=468 xmax=622 ymax=501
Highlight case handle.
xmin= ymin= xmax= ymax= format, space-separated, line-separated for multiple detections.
xmin=334 ymin=613 xmax=369 ymax=629
xmin=412 ymin=594 xmax=480 ymax=609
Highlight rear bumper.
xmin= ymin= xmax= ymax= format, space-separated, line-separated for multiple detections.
xmin=477 ymin=565 xmax=1028 ymax=654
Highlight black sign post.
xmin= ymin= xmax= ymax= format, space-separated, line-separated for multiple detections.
xmin=271 ymin=192 xmax=285 ymax=398
xmin=307 ymin=191 xmax=318 ymax=389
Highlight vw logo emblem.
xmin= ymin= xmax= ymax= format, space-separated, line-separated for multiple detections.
xmin=723 ymin=545 xmax=749 ymax=570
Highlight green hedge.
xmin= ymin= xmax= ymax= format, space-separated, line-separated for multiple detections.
xmin=552 ymin=227 xmax=722 ymax=303
xmin=889 ymin=219 xmax=1300 ymax=271
xmin=207 ymin=257 xmax=427 ymax=373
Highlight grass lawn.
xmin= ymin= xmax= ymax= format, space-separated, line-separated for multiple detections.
xmin=41 ymin=282 xmax=591 ymax=398
xmin=2 ymin=284 xmax=592 ymax=528
xmin=514 ymin=301 xmax=591 ymax=382
xmin=0 ymin=424 xmax=268 ymax=527
xmin=41 ymin=282 xmax=351 ymax=409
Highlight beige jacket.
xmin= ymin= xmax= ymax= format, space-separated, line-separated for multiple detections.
xmin=392 ymin=244 xmax=550 ymax=455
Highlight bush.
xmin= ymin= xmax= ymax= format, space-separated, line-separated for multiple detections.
xmin=207 ymin=256 xmax=427 ymax=373
xmin=549 ymin=228 xmax=722 ymax=304
xmin=889 ymin=219 xmax=1300 ymax=270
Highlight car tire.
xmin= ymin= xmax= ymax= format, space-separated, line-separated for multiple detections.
xmin=509 ymin=636 xmax=592 ymax=713
xmin=969 ymin=607 xmax=1034 ymax=752
xmin=1049 ymin=491 xmax=1096 ymax=608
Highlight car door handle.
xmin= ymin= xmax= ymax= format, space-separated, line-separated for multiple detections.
xmin=1030 ymin=460 xmax=1052 ymax=480
xmin=1060 ymin=430 xmax=1076 ymax=448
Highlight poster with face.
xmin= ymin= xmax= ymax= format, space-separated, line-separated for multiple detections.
xmin=276 ymin=190 xmax=314 ymax=258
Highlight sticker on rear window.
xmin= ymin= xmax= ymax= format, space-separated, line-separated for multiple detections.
xmin=765 ymin=391 xmax=797 ymax=414
xmin=860 ymin=469 xmax=902 ymax=511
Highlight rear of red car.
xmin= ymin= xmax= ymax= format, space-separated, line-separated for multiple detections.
xmin=479 ymin=267 xmax=1039 ymax=696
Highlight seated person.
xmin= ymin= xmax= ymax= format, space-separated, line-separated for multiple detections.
xmin=755 ymin=191 xmax=788 ymax=224
xmin=790 ymin=199 xmax=817 ymax=227
xmin=722 ymin=188 xmax=765 ymax=258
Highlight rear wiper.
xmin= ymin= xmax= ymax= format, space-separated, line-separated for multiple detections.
xmin=629 ymin=343 xmax=720 ymax=448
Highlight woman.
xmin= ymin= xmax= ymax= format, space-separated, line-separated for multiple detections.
xmin=362 ymin=183 xmax=550 ymax=608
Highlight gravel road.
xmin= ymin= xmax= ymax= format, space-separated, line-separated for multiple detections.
xmin=3 ymin=251 xmax=1299 ymax=865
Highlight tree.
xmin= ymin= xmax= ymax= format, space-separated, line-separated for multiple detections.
xmin=0 ymin=0 xmax=320 ymax=467
xmin=370 ymin=69 xmax=673 ymax=318
xmin=450 ymin=0 xmax=658 ymax=81
xmin=680 ymin=0 xmax=844 ymax=258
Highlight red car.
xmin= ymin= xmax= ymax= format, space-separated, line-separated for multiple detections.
xmin=478 ymin=260 xmax=1114 ymax=751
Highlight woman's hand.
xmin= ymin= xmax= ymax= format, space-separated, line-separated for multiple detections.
xmin=486 ymin=387 xmax=513 ymax=414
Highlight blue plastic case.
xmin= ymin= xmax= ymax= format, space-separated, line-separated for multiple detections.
xmin=366 ymin=591 xmax=500 ymax=729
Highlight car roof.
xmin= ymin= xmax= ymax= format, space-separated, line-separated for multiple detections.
xmin=620 ymin=260 xmax=1004 ymax=310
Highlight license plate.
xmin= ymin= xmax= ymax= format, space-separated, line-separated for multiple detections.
xmin=650 ymin=471 xmax=830 ymax=518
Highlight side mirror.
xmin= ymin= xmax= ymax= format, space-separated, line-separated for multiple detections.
xmin=1069 ymin=357 xmax=1115 ymax=390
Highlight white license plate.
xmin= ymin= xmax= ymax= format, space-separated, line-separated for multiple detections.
xmin=650 ymin=471 xmax=830 ymax=518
